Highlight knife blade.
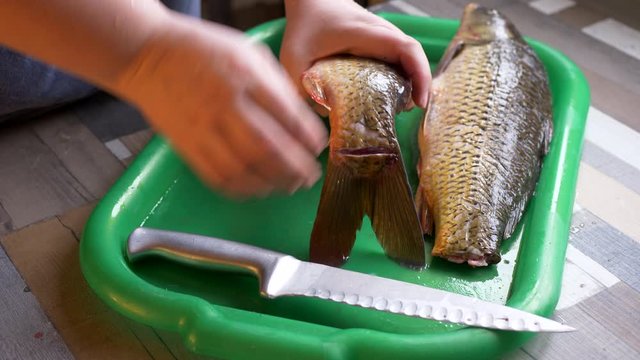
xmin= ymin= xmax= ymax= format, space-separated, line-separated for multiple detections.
xmin=127 ymin=227 xmax=575 ymax=332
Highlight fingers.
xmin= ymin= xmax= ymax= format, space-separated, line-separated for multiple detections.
xmin=188 ymin=102 xmax=323 ymax=198
xmin=219 ymin=94 xmax=323 ymax=194
xmin=335 ymin=25 xmax=432 ymax=108
xmin=191 ymin=132 xmax=275 ymax=198
xmin=397 ymin=37 xmax=432 ymax=108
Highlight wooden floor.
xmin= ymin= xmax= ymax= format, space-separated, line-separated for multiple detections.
xmin=1 ymin=0 xmax=639 ymax=359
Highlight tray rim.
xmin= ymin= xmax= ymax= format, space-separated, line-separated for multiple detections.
xmin=79 ymin=14 xmax=590 ymax=360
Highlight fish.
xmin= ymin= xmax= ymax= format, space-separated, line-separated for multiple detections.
xmin=302 ymin=56 xmax=426 ymax=269
xmin=415 ymin=3 xmax=553 ymax=266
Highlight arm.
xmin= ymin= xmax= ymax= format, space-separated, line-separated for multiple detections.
xmin=281 ymin=0 xmax=431 ymax=108
xmin=0 ymin=1 xmax=327 ymax=197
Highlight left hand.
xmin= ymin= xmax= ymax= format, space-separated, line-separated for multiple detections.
xmin=280 ymin=0 xmax=432 ymax=109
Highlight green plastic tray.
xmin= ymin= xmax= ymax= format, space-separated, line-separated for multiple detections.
xmin=80 ymin=14 xmax=590 ymax=360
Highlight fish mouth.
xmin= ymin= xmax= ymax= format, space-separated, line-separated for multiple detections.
xmin=444 ymin=252 xmax=501 ymax=267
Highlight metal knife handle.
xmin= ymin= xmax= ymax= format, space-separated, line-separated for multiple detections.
xmin=127 ymin=227 xmax=287 ymax=284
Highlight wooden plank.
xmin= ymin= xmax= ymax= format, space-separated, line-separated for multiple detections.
xmin=575 ymin=163 xmax=640 ymax=245
xmin=0 ymin=123 xmax=91 ymax=229
xmin=31 ymin=112 xmax=125 ymax=200
xmin=581 ymin=140 xmax=640 ymax=196
xmin=584 ymin=107 xmax=640 ymax=173
xmin=56 ymin=202 xmax=97 ymax=242
xmin=584 ymin=18 xmax=640 ymax=67
xmin=577 ymin=0 xmax=640 ymax=33
xmin=522 ymin=306 xmax=640 ymax=359
xmin=570 ymin=209 xmax=640 ymax=292
xmin=387 ymin=0 xmax=431 ymax=16
xmin=503 ymin=348 xmax=536 ymax=360
xmin=124 ymin=321 xmax=180 ymax=360
xmin=556 ymin=256 xmax=608 ymax=310
xmin=154 ymin=330 xmax=213 ymax=360
xmin=0 ymin=202 xmax=13 ymax=236
xmin=0 ymin=246 xmax=73 ymax=360
xmin=119 ymin=129 xmax=154 ymax=167
xmin=119 ymin=129 xmax=154 ymax=157
xmin=577 ymin=282 xmax=640 ymax=353
xmin=529 ymin=0 xmax=576 ymax=15
xmin=553 ymin=3 xmax=605 ymax=28
xmin=582 ymin=66 xmax=640 ymax=136
xmin=405 ymin=0 xmax=463 ymax=19
xmin=0 ymin=217 xmax=165 ymax=359
xmin=105 ymin=139 xmax=132 ymax=161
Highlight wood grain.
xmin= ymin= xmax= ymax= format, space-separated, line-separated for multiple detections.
xmin=31 ymin=112 xmax=125 ymax=199
xmin=0 ymin=123 xmax=90 ymax=229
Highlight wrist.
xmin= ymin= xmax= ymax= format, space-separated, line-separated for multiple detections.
xmin=109 ymin=11 xmax=184 ymax=104
xmin=106 ymin=4 xmax=181 ymax=96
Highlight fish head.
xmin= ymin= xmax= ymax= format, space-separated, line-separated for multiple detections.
xmin=458 ymin=3 xmax=522 ymax=43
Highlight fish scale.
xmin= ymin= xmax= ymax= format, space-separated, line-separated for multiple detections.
xmin=416 ymin=4 xmax=553 ymax=266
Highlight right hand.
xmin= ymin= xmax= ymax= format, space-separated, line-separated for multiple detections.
xmin=115 ymin=14 xmax=328 ymax=197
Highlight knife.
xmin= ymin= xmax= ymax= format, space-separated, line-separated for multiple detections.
xmin=127 ymin=227 xmax=575 ymax=332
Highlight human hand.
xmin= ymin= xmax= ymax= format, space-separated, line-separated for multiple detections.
xmin=281 ymin=0 xmax=431 ymax=109
xmin=116 ymin=14 xmax=328 ymax=197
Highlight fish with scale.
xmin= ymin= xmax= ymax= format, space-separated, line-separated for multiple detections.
xmin=415 ymin=3 xmax=553 ymax=266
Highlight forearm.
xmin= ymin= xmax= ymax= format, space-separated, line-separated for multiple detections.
xmin=0 ymin=0 xmax=169 ymax=93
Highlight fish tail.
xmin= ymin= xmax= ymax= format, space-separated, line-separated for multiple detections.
xmin=310 ymin=154 xmax=426 ymax=268
xmin=309 ymin=155 xmax=367 ymax=267
xmin=369 ymin=157 xmax=426 ymax=269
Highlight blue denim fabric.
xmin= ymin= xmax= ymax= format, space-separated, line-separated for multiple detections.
xmin=0 ymin=0 xmax=201 ymax=120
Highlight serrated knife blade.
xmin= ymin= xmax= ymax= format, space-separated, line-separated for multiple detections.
xmin=127 ymin=227 xmax=575 ymax=332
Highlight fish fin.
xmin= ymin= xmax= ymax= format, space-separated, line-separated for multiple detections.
xmin=415 ymin=107 xmax=434 ymax=236
xmin=309 ymin=157 xmax=366 ymax=267
xmin=435 ymin=39 xmax=464 ymax=76
xmin=369 ymin=157 xmax=426 ymax=268
xmin=503 ymin=196 xmax=529 ymax=239
xmin=542 ymin=117 xmax=554 ymax=155
xmin=302 ymin=72 xmax=332 ymax=111
xmin=415 ymin=185 xmax=435 ymax=236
